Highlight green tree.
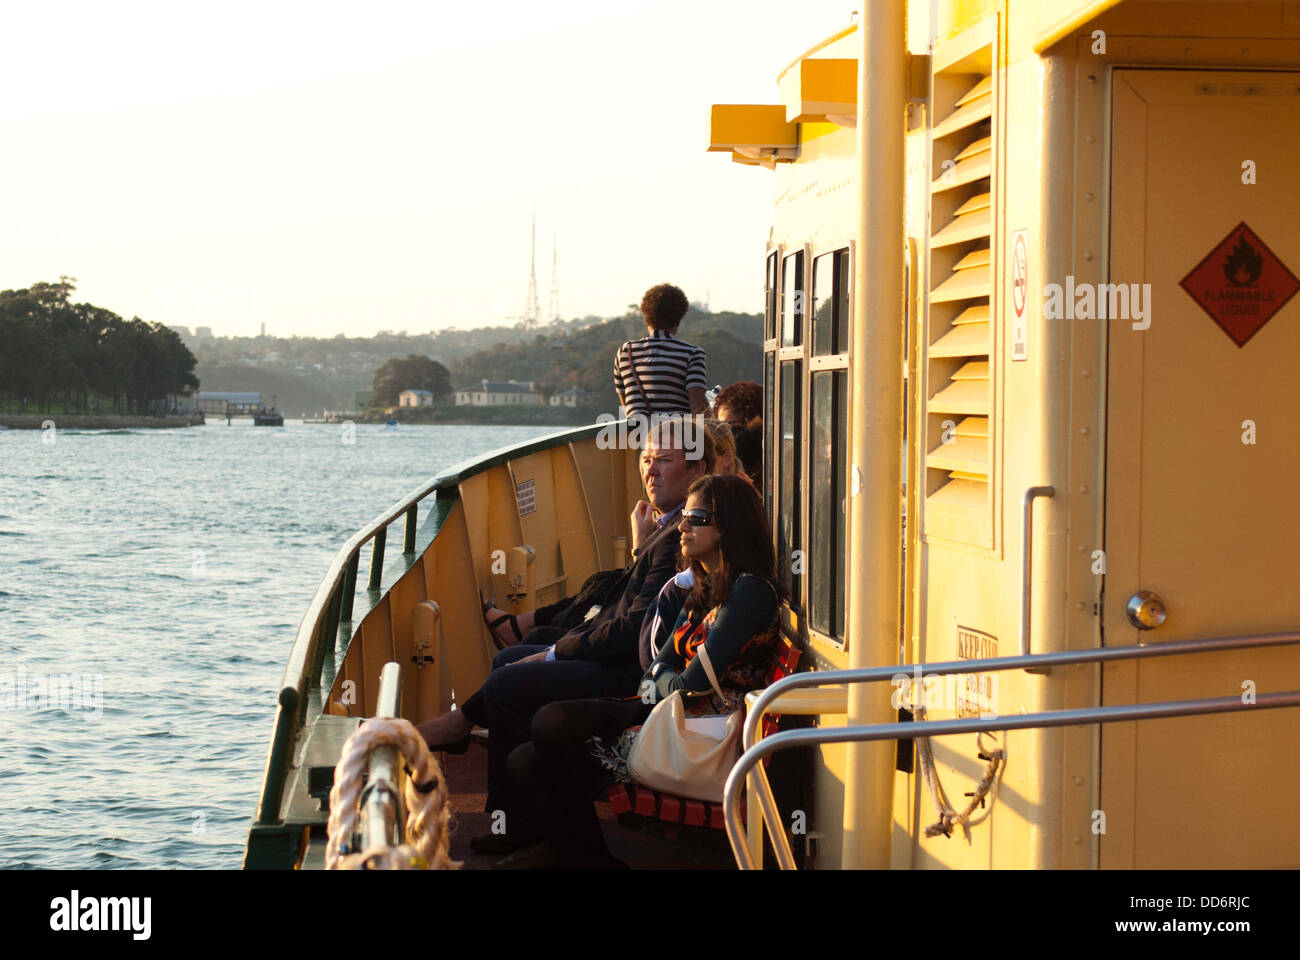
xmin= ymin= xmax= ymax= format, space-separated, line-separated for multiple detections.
xmin=0 ymin=278 xmax=199 ymax=415
xmin=370 ymin=354 xmax=452 ymax=407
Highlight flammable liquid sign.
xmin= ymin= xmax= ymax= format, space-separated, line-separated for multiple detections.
xmin=1179 ymin=221 xmax=1300 ymax=347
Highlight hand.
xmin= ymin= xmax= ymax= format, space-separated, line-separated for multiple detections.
xmin=509 ymin=651 xmax=549 ymax=665
xmin=631 ymin=499 xmax=655 ymax=551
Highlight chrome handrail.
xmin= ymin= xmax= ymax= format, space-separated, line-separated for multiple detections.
xmin=733 ymin=629 xmax=1300 ymax=870
xmin=358 ymin=662 xmax=404 ymax=853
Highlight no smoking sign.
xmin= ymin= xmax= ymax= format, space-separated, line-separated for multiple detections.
xmin=1011 ymin=229 xmax=1028 ymax=361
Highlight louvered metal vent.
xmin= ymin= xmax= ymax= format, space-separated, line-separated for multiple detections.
xmin=926 ymin=51 xmax=994 ymax=539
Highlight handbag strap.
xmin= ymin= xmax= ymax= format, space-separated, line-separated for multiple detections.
xmin=623 ymin=342 xmax=649 ymax=414
xmin=695 ymin=643 xmax=726 ymax=700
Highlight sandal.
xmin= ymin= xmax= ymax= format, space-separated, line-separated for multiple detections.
xmin=480 ymin=591 xmax=524 ymax=649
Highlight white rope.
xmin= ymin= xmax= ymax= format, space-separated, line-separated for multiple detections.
xmin=912 ymin=706 xmax=1006 ymax=840
xmin=325 ymin=717 xmax=461 ymax=870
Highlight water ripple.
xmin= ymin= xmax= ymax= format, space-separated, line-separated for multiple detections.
xmin=0 ymin=422 xmax=553 ymax=869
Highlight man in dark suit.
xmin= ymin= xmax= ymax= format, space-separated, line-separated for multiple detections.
xmin=416 ymin=417 xmax=714 ymax=851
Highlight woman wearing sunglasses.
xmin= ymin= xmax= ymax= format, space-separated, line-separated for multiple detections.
xmin=503 ymin=472 xmax=784 ymax=868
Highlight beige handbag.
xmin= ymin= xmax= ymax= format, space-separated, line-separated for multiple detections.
xmin=626 ymin=645 xmax=741 ymax=803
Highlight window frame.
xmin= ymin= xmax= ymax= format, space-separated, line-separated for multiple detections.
xmin=767 ymin=240 xmax=853 ymax=647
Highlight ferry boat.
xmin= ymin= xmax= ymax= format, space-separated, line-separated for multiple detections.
xmin=253 ymin=396 xmax=284 ymax=426
xmin=245 ymin=0 xmax=1300 ymax=870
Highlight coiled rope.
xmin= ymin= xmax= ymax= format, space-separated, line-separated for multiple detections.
xmin=912 ymin=706 xmax=1006 ymax=840
xmin=325 ymin=717 xmax=461 ymax=870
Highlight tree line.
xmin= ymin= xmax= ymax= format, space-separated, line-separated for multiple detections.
xmin=0 ymin=278 xmax=199 ymax=415
xmin=448 ymin=309 xmax=763 ymax=407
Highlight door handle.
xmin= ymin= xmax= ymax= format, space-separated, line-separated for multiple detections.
xmin=1020 ymin=485 xmax=1055 ymax=659
xmin=1126 ymin=590 xmax=1168 ymax=630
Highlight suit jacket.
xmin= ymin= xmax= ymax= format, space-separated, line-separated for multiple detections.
xmin=553 ymin=516 xmax=682 ymax=696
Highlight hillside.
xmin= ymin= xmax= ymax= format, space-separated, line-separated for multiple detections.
xmin=190 ymin=307 xmax=763 ymax=416
xmin=193 ymin=363 xmax=363 ymax=416
xmin=450 ymin=309 xmax=763 ymax=406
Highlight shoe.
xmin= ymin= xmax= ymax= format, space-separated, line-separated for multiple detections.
xmin=480 ymin=591 xmax=524 ymax=650
xmin=490 ymin=841 xmax=560 ymax=870
xmin=470 ymin=831 xmax=539 ymax=855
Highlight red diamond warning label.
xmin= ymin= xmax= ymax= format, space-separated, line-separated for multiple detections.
xmin=1179 ymin=221 xmax=1300 ymax=347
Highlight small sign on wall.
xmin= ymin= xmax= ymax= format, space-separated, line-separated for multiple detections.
xmin=515 ymin=478 xmax=536 ymax=517
xmin=1011 ymin=228 xmax=1028 ymax=361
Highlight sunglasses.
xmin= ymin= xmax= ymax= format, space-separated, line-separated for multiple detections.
xmin=682 ymin=508 xmax=714 ymax=527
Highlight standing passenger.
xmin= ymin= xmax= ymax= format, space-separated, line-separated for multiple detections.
xmin=614 ymin=284 xmax=709 ymax=418
xmin=711 ymin=380 xmax=763 ymax=426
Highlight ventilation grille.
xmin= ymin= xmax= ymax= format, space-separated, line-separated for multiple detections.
xmin=925 ymin=52 xmax=994 ymax=536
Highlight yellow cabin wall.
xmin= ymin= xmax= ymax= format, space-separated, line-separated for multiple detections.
xmin=753 ymin=0 xmax=1300 ymax=869
xmin=895 ymin=0 xmax=1300 ymax=869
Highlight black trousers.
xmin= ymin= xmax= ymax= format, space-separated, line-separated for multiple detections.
xmin=458 ymin=629 xmax=604 ymax=836
xmin=506 ymin=696 xmax=653 ymax=867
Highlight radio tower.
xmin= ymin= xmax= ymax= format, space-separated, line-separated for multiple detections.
xmin=547 ymin=233 xmax=560 ymax=325
xmin=522 ymin=215 xmax=540 ymax=329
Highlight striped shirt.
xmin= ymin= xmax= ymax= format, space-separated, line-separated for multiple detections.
xmin=613 ymin=329 xmax=707 ymax=417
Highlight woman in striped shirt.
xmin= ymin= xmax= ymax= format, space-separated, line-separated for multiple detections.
xmin=614 ymin=284 xmax=710 ymax=417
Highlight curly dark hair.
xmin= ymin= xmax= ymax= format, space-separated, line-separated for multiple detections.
xmin=680 ymin=473 xmax=785 ymax=616
xmin=712 ymin=381 xmax=763 ymax=424
xmin=640 ymin=283 xmax=690 ymax=331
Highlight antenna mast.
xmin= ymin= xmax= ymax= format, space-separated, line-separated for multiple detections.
xmin=523 ymin=214 xmax=540 ymax=330
xmin=547 ymin=232 xmax=560 ymax=325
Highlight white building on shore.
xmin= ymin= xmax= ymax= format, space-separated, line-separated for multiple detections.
xmin=398 ymin=389 xmax=434 ymax=408
xmin=453 ymin=380 xmax=545 ymax=406
xmin=548 ymin=386 xmax=594 ymax=407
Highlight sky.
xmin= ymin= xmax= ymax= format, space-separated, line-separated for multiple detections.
xmin=1 ymin=0 xmax=859 ymax=338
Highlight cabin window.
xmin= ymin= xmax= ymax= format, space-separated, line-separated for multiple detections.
xmin=810 ymin=369 xmax=848 ymax=639
xmin=764 ymin=351 xmax=775 ymax=515
xmin=812 ymin=248 xmax=851 ymax=356
xmin=834 ymin=370 xmax=847 ymax=638
xmin=777 ymin=359 xmax=802 ymax=602
xmin=834 ymin=249 xmax=851 ymax=355
xmin=765 ymin=251 xmax=779 ymax=341
xmin=806 ymin=246 xmax=851 ymax=641
xmin=781 ymin=251 xmax=804 ymax=347
xmin=812 ymin=253 xmax=834 ymax=355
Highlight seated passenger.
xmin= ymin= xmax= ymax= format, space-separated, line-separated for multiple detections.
xmin=415 ymin=418 xmax=715 ymax=855
xmin=705 ymin=418 xmax=752 ymax=485
xmin=731 ymin=420 xmax=763 ymax=488
xmin=614 ymin=283 xmax=709 ymax=418
xmin=505 ymin=472 xmax=784 ymax=868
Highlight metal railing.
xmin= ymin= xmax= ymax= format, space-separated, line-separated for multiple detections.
xmin=728 ymin=630 xmax=1300 ymax=870
xmin=250 ymin=422 xmax=606 ymax=830
xmin=251 ymin=477 xmax=442 ymax=826
xmin=358 ymin=662 xmax=404 ymax=853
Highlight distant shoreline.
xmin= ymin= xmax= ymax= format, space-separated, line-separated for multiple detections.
xmin=0 ymin=413 xmax=205 ymax=430
xmin=358 ymin=406 xmax=604 ymax=428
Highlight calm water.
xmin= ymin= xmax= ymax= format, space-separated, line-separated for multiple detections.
xmin=0 ymin=420 xmax=555 ymax=869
